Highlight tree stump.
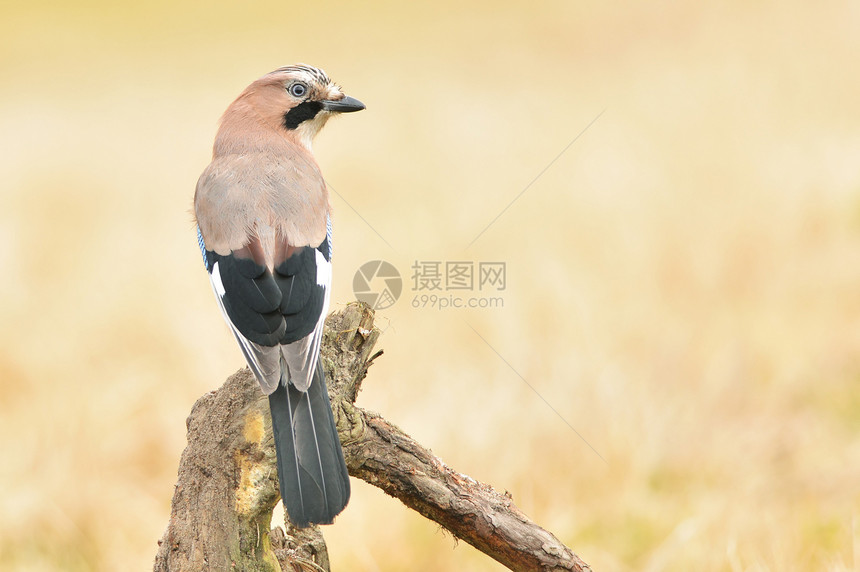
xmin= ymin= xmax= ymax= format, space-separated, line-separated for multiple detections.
xmin=155 ymin=302 xmax=591 ymax=572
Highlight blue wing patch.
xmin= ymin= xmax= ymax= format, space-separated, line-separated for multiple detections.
xmin=197 ymin=226 xmax=211 ymax=272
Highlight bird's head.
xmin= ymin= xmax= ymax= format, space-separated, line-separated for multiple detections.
xmin=221 ymin=64 xmax=365 ymax=152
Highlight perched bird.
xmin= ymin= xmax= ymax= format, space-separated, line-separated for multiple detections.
xmin=194 ymin=64 xmax=364 ymax=527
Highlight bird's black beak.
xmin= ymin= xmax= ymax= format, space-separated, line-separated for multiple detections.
xmin=321 ymin=95 xmax=365 ymax=113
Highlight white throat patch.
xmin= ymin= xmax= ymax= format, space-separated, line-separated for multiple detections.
xmin=294 ymin=110 xmax=332 ymax=151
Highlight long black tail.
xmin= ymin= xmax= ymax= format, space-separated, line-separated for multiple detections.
xmin=268 ymin=360 xmax=350 ymax=527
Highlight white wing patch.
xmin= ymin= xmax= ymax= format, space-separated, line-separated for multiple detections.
xmin=211 ymin=260 xmax=226 ymax=296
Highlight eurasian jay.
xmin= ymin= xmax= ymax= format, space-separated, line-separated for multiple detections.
xmin=194 ymin=65 xmax=364 ymax=527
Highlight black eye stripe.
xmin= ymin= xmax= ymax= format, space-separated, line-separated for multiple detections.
xmin=283 ymin=101 xmax=323 ymax=130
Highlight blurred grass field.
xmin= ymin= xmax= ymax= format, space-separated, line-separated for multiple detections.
xmin=2 ymin=1 xmax=860 ymax=570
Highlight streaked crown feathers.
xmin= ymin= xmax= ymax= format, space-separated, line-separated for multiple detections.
xmin=268 ymin=64 xmax=332 ymax=87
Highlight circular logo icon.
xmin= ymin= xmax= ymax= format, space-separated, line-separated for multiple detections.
xmin=353 ymin=260 xmax=402 ymax=310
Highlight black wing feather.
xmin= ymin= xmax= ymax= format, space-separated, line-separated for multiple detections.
xmin=207 ymin=243 xmax=326 ymax=347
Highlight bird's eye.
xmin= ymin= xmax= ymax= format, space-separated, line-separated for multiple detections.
xmin=288 ymin=83 xmax=308 ymax=98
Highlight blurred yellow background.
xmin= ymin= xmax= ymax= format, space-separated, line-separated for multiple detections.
xmin=2 ymin=1 xmax=860 ymax=570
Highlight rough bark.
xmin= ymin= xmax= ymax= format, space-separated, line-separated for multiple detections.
xmin=155 ymin=302 xmax=591 ymax=572
xmin=152 ymin=365 xmax=329 ymax=572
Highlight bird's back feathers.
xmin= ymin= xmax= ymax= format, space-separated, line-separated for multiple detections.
xmin=195 ymin=150 xmax=329 ymax=257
